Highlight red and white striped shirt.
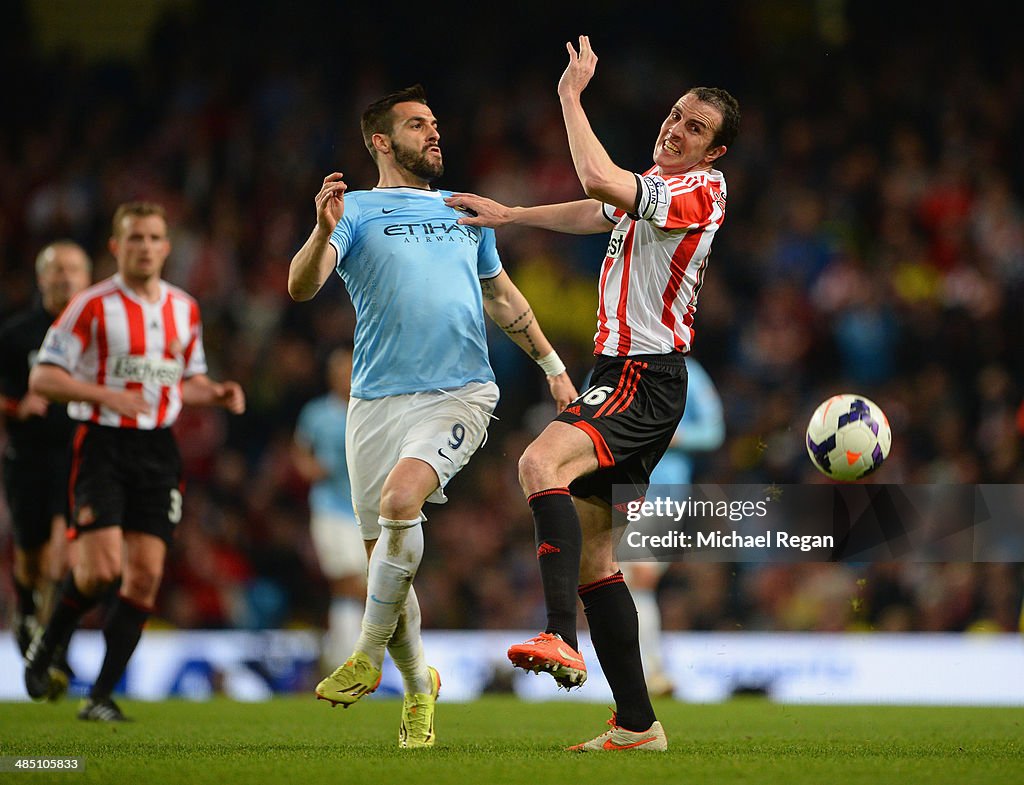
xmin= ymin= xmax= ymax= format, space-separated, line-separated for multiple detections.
xmin=36 ymin=274 xmax=208 ymax=429
xmin=594 ymin=166 xmax=726 ymax=356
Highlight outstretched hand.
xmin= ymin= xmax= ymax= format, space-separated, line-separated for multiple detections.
xmin=557 ymin=35 xmax=598 ymax=100
xmin=444 ymin=193 xmax=513 ymax=228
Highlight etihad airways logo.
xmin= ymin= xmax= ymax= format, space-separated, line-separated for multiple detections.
xmin=382 ymin=220 xmax=479 ymax=245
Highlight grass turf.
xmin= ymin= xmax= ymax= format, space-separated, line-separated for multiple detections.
xmin=0 ymin=696 xmax=1020 ymax=785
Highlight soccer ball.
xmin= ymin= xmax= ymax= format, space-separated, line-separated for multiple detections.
xmin=806 ymin=394 xmax=892 ymax=481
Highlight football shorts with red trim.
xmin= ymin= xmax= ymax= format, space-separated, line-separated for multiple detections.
xmin=556 ymin=353 xmax=687 ymax=506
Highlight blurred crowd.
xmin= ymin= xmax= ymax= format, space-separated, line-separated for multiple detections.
xmin=1 ymin=2 xmax=1022 ymax=637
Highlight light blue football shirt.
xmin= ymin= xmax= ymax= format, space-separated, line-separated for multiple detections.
xmin=295 ymin=393 xmax=355 ymax=518
xmin=328 ymin=187 xmax=502 ymax=399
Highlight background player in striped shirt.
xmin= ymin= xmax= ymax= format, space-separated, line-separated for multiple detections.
xmin=289 ymin=85 xmax=576 ymax=747
xmin=1 ymin=241 xmax=91 ymax=669
xmin=446 ymin=36 xmax=739 ymax=751
xmin=23 ymin=202 xmax=245 ymax=721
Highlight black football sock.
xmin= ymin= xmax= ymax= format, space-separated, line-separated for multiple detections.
xmin=90 ymin=595 xmax=151 ymax=700
xmin=38 ymin=574 xmax=101 ymax=661
xmin=580 ymin=571 xmax=656 ymax=732
xmin=13 ymin=578 xmax=36 ymax=618
xmin=529 ymin=488 xmax=582 ymax=651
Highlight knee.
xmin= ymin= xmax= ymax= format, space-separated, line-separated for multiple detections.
xmin=379 ymin=485 xmax=422 ymax=522
xmin=518 ymin=445 xmax=555 ymax=494
xmin=120 ymin=566 xmax=163 ymax=606
xmin=75 ymin=561 xmax=120 ymax=596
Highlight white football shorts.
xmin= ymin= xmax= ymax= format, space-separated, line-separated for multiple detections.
xmin=346 ymin=381 xmax=499 ymax=540
xmin=309 ymin=510 xmax=367 ymax=580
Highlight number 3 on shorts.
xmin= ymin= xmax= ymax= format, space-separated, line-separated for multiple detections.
xmin=168 ymin=488 xmax=183 ymax=524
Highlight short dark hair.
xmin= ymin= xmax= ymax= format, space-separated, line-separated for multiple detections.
xmin=360 ymin=84 xmax=429 ymax=158
xmin=111 ymin=201 xmax=167 ymax=238
xmin=688 ymin=87 xmax=740 ymax=149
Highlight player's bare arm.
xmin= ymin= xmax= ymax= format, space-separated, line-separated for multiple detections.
xmin=445 ymin=194 xmax=609 ymax=235
xmin=291 ymin=440 xmax=329 ymax=483
xmin=29 ymin=363 xmax=149 ymax=418
xmin=480 ymin=270 xmax=578 ymax=410
xmin=288 ymin=172 xmax=347 ymax=301
xmin=181 ymin=374 xmax=246 ymax=414
xmin=0 ymin=391 xmax=49 ymax=419
xmin=558 ymin=36 xmax=638 ymax=214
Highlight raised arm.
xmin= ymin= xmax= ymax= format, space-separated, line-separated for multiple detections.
xmin=288 ymin=172 xmax=348 ymax=301
xmin=557 ymin=36 xmax=639 ymax=214
xmin=481 ymin=270 xmax=578 ymax=410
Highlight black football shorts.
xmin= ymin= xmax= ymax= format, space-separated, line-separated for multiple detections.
xmin=68 ymin=423 xmax=183 ymax=545
xmin=556 ymin=352 xmax=689 ymax=507
xmin=2 ymin=447 xmax=70 ymax=550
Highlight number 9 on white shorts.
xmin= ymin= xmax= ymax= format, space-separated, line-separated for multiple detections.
xmin=345 ymin=381 xmax=499 ymax=539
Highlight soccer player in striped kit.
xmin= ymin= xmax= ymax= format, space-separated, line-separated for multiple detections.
xmin=446 ymin=36 xmax=739 ymax=751
xmin=23 ymin=202 xmax=245 ymax=721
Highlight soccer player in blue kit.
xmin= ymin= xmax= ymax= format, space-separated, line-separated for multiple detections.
xmin=288 ymin=85 xmax=577 ymax=748
xmin=293 ymin=347 xmax=366 ymax=672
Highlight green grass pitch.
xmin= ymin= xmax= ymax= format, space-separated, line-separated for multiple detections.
xmin=0 ymin=696 xmax=1020 ymax=784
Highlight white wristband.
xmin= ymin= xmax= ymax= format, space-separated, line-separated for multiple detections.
xmin=537 ymin=350 xmax=566 ymax=377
